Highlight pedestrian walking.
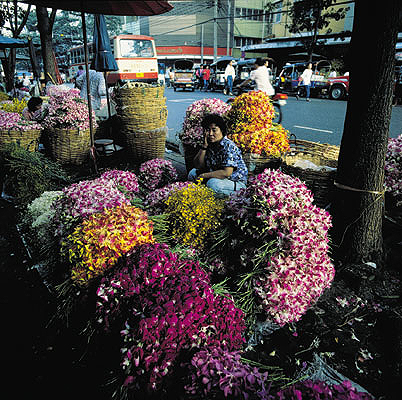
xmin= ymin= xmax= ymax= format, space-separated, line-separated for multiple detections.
xmin=202 ymin=65 xmax=210 ymax=91
xmin=224 ymin=60 xmax=235 ymax=95
xmin=297 ymin=63 xmax=313 ymax=101
xmin=196 ymin=64 xmax=204 ymax=90
xmin=165 ymin=67 xmax=171 ymax=87
xmin=75 ymin=67 xmax=106 ymax=111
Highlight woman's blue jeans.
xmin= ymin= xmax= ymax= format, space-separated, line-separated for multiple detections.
xmin=226 ymin=76 xmax=233 ymax=93
xmin=188 ymin=168 xmax=246 ymax=198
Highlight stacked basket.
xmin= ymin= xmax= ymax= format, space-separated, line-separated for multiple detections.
xmin=114 ymin=83 xmax=168 ymax=163
xmin=0 ymin=128 xmax=41 ymax=152
xmin=282 ymin=139 xmax=340 ymax=208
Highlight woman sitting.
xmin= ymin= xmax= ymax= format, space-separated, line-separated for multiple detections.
xmin=188 ymin=113 xmax=248 ymax=197
xmin=22 ymin=97 xmax=44 ymax=121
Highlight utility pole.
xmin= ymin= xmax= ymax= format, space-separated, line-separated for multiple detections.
xmin=214 ymin=0 xmax=218 ymax=62
xmin=201 ymin=23 xmax=204 ymax=64
xmin=226 ymin=0 xmax=231 ymax=55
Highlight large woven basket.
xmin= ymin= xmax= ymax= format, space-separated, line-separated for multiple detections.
xmin=242 ymin=152 xmax=282 ymax=175
xmin=119 ymin=106 xmax=168 ymax=131
xmin=0 ymin=128 xmax=41 ymax=152
xmin=282 ymin=139 xmax=340 ymax=208
xmin=46 ymin=128 xmax=91 ymax=165
xmin=124 ymin=126 xmax=167 ymax=163
xmin=116 ymin=84 xmax=165 ymax=100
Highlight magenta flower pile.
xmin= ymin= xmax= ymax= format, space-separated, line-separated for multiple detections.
xmin=184 ymin=346 xmax=271 ymax=399
xmin=138 ymin=158 xmax=178 ymax=192
xmin=180 ymin=98 xmax=231 ymax=147
xmin=143 ymin=181 xmax=191 ymax=215
xmin=96 ymin=243 xmax=245 ymax=394
xmin=225 ymin=169 xmax=335 ymax=326
xmin=0 ymin=110 xmax=42 ymax=131
xmin=385 ymin=134 xmax=402 ymax=200
xmin=100 ymin=169 xmax=139 ymax=198
xmin=42 ymin=87 xmax=97 ymax=130
xmin=51 ymin=174 xmax=136 ymax=238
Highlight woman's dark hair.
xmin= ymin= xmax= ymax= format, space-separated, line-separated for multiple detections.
xmin=201 ymin=113 xmax=227 ymax=136
xmin=27 ymin=97 xmax=43 ymax=112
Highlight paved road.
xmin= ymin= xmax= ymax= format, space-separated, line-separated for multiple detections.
xmin=164 ymin=86 xmax=402 ymax=148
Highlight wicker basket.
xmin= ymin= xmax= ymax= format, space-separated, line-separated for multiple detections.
xmin=124 ymin=126 xmax=167 ymax=163
xmin=242 ymin=153 xmax=282 ymax=175
xmin=0 ymin=128 xmax=41 ymax=152
xmin=116 ymin=84 xmax=165 ymax=99
xmin=46 ymin=127 xmax=91 ymax=165
xmin=282 ymin=139 xmax=340 ymax=208
xmin=119 ymin=106 xmax=168 ymax=131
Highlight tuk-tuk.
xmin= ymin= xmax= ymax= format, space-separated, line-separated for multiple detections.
xmin=209 ymin=56 xmax=236 ymax=92
xmin=172 ymin=59 xmax=195 ymax=91
xmin=275 ymin=60 xmax=331 ymax=97
xmin=233 ymin=58 xmax=256 ymax=91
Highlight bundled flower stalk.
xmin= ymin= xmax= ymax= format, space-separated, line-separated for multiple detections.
xmin=100 ymin=169 xmax=139 ymax=199
xmin=96 ymin=243 xmax=245 ymax=394
xmin=138 ymin=158 xmax=178 ymax=192
xmin=42 ymin=87 xmax=97 ymax=131
xmin=226 ymin=91 xmax=289 ymax=157
xmin=61 ymin=204 xmax=154 ymax=286
xmin=224 ymin=169 xmax=334 ymax=326
xmin=165 ymin=182 xmax=225 ymax=249
xmin=180 ymin=98 xmax=231 ymax=147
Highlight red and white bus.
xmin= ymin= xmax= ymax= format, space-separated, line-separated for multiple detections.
xmin=68 ymin=34 xmax=158 ymax=85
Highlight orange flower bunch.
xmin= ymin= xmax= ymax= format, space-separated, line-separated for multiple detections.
xmin=230 ymin=123 xmax=290 ymax=157
xmin=227 ymin=91 xmax=289 ymax=156
xmin=61 ymin=204 xmax=154 ymax=286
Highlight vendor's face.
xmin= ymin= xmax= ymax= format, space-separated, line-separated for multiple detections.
xmin=205 ymin=123 xmax=223 ymax=143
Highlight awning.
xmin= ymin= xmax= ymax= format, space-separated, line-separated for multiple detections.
xmin=0 ymin=35 xmax=28 ymax=49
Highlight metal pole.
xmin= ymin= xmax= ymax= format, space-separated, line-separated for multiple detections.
xmin=214 ymin=0 xmax=218 ymax=62
xmin=226 ymin=0 xmax=231 ymax=55
xmin=201 ymin=23 xmax=204 ymax=64
xmin=81 ymin=10 xmax=98 ymax=173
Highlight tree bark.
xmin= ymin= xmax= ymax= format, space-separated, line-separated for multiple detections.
xmin=36 ymin=6 xmax=57 ymax=83
xmin=331 ymin=0 xmax=401 ymax=264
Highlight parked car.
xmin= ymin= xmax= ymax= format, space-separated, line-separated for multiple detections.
xmin=209 ymin=56 xmax=237 ymax=92
xmin=172 ymin=60 xmax=195 ymax=91
xmin=275 ymin=60 xmax=330 ymax=98
xmin=326 ymin=74 xmax=349 ymax=100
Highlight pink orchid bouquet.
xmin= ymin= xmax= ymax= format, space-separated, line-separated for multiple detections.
xmin=180 ymin=98 xmax=231 ymax=147
xmin=184 ymin=347 xmax=271 ymax=399
xmin=95 ymin=243 xmax=245 ymax=394
xmin=224 ymin=169 xmax=334 ymax=326
xmin=100 ymin=169 xmax=139 ymax=199
xmin=385 ymin=134 xmax=402 ymax=200
xmin=144 ymin=181 xmax=192 ymax=215
xmin=42 ymin=88 xmax=97 ymax=130
xmin=138 ymin=158 xmax=178 ymax=192
xmin=61 ymin=204 xmax=154 ymax=286
xmin=0 ymin=110 xmax=41 ymax=131
xmin=52 ymin=177 xmax=131 ymax=239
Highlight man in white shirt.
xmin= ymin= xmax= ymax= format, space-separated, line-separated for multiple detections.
xmin=237 ymin=58 xmax=275 ymax=96
xmin=224 ymin=60 xmax=235 ymax=95
xmin=297 ymin=63 xmax=313 ymax=101
xmin=22 ymin=73 xmax=31 ymax=88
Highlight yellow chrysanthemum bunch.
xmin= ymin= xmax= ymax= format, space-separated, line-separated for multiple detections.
xmin=61 ymin=204 xmax=154 ymax=286
xmin=230 ymin=123 xmax=290 ymax=157
xmin=0 ymin=98 xmax=27 ymax=114
xmin=227 ymin=91 xmax=289 ymax=156
xmin=165 ymin=182 xmax=224 ymax=249
xmin=0 ymin=92 xmax=10 ymax=102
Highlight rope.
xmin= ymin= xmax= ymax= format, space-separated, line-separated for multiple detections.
xmin=334 ymin=181 xmax=385 ymax=196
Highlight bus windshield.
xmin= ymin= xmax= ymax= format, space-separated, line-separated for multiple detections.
xmin=119 ymin=39 xmax=154 ymax=58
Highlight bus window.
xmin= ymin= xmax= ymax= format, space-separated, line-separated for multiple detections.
xmin=120 ymin=39 xmax=154 ymax=58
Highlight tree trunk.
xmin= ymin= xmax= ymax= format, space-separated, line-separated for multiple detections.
xmin=331 ymin=0 xmax=401 ymax=265
xmin=1 ymin=48 xmax=16 ymax=92
xmin=36 ymin=6 xmax=57 ymax=83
